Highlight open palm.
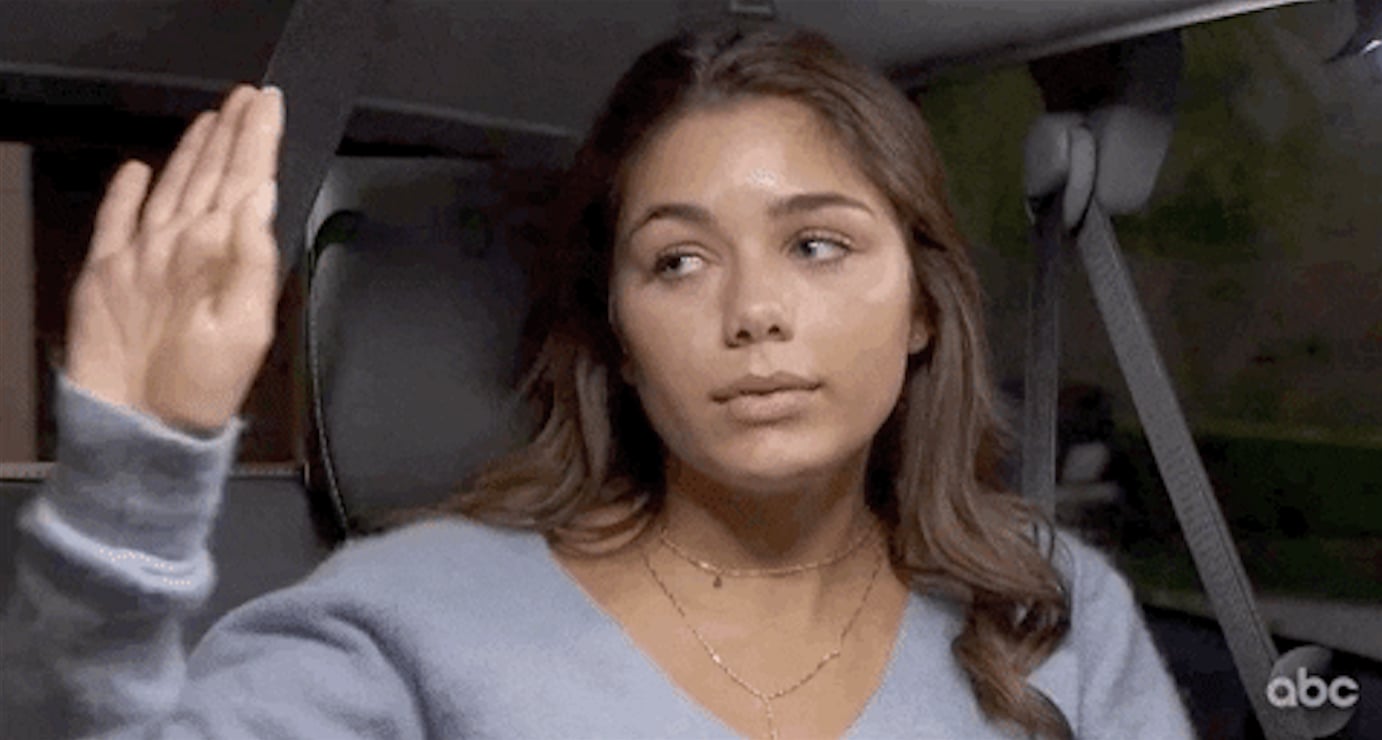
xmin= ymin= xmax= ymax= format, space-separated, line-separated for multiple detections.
xmin=65 ymin=84 xmax=284 ymax=435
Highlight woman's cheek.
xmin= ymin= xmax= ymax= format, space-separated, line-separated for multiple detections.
xmin=631 ymin=335 xmax=709 ymax=430
xmin=823 ymin=304 xmax=911 ymax=415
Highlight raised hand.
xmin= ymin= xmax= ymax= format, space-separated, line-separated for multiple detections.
xmin=65 ymin=84 xmax=284 ymax=436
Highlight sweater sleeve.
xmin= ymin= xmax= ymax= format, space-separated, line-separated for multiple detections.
xmin=1 ymin=372 xmax=425 ymax=740
xmin=1052 ymin=533 xmax=1198 ymax=739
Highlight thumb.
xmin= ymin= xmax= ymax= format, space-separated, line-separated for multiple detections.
xmin=218 ymin=180 xmax=280 ymax=325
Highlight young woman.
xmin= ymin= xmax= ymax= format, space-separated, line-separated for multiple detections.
xmin=2 ymin=24 xmax=1194 ymax=740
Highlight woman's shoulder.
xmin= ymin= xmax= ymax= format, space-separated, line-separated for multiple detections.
xmin=327 ymin=513 xmax=540 ymax=566
xmin=291 ymin=515 xmax=553 ymax=607
xmin=198 ymin=515 xmax=567 ymax=664
xmin=1028 ymin=528 xmax=1198 ymax=737
xmin=1039 ymin=525 xmax=1136 ymax=612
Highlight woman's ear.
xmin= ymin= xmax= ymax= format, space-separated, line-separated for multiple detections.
xmin=908 ymin=314 xmax=932 ymax=355
xmin=906 ymin=271 xmax=932 ymax=355
xmin=609 ymin=299 xmax=639 ymax=385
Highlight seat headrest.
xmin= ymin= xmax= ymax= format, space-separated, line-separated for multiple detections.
xmin=305 ymin=175 xmax=541 ymax=541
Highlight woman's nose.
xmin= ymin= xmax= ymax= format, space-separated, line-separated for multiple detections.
xmin=722 ymin=259 xmax=793 ymax=347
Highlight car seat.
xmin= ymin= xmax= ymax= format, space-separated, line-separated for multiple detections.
xmin=300 ymin=157 xmax=543 ymax=546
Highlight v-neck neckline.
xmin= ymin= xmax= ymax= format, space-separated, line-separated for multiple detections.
xmin=536 ymin=535 xmax=915 ymax=739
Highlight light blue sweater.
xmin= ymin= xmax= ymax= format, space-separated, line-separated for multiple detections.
xmin=2 ymin=373 xmax=1197 ymax=739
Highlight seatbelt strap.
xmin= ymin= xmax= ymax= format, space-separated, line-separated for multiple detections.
xmin=1020 ymin=195 xmax=1064 ymax=521
xmin=259 ymin=0 xmax=390 ymax=289
xmin=1023 ymin=31 xmax=1309 ymax=735
xmin=1028 ymin=195 xmax=1311 ymax=739
xmin=261 ymin=0 xmax=384 ymax=517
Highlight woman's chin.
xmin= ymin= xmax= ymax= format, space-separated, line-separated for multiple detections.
xmin=700 ymin=446 xmax=850 ymax=495
xmin=661 ymin=424 xmax=875 ymax=497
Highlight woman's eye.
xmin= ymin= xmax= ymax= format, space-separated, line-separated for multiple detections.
xmin=793 ymin=233 xmax=852 ymax=262
xmin=653 ymin=252 xmax=705 ymax=279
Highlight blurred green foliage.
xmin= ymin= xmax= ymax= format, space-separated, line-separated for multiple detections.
xmin=1112 ymin=427 xmax=1382 ymax=602
xmin=918 ymin=65 xmax=1042 ymax=260
xmin=918 ymin=9 xmax=1381 ymax=436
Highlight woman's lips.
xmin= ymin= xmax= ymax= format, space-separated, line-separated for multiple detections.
xmin=722 ymin=388 xmax=817 ymax=423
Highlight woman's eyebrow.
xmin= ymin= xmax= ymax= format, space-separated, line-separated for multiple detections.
xmin=625 ymin=203 xmax=714 ymax=242
xmin=621 ymin=192 xmax=875 ymax=246
xmin=767 ymin=192 xmax=875 ymax=219
xmin=618 ymin=202 xmax=723 ymax=252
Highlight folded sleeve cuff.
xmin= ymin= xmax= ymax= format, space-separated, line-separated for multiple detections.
xmin=40 ymin=371 xmax=246 ymax=561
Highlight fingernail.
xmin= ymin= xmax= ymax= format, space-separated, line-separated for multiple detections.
xmin=124 ymin=159 xmax=150 ymax=180
xmin=262 ymin=86 xmax=284 ymax=125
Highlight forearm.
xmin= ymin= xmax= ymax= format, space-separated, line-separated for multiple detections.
xmin=1 ymin=371 xmax=243 ymax=738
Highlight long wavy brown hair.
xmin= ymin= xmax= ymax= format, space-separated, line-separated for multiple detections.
xmin=375 ymin=23 xmax=1072 ymax=739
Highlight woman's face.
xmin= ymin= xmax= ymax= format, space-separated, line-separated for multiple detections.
xmin=609 ymin=95 xmax=930 ymax=495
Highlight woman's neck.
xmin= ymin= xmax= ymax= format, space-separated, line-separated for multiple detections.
xmin=657 ymin=449 xmax=879 ymax=571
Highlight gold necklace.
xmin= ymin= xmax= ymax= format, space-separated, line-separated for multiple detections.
xmin=657 ymin=523 xmax=877 ymax=588
xmin=641 ymin=533 xmax=885 ymax=740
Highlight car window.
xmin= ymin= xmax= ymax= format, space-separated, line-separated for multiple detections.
xmin=918 ymin=2 xmax=1381 ymax=610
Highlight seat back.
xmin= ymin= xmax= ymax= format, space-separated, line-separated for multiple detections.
xmin=303 ymin=158 xmax=547 ymax=545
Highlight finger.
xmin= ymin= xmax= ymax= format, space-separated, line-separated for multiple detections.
xmin=212 ymin=87 xmax=284 ymax=214
xmin=217 ymin=181 xmax=280 ymax=331
xmin=141 ymin=112 xmax=217 ymax=229
xmin=90 ymin=160 xmax=151 ymax=263
xmin=179 ymin=84 xmax=257 ymax=217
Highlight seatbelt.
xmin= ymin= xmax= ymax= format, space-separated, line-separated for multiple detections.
xmin=0 ymin=0 xmax=387 ymax=484
xmin=259 ymin=0 xmax=391 ymax=290
xmin=1021 ymin=30 xmax=1310 ymax=740
xmin=1020 ymin=193 xmax=1065 ymax=522
xmin=1023 ymin=124 xmax=1311 ymax=740
xmin=262 ymin=0 xmax=388 ymax=507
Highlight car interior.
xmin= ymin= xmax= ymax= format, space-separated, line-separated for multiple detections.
xmin=1 ymin=2 xmax=1379 ymax=738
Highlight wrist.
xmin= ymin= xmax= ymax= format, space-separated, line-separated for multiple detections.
xmin=45 ymin=371 xmax=244 ymax=560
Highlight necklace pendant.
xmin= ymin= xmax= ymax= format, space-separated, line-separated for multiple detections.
xmin=713 ymin=574 xmax=722 ymax=588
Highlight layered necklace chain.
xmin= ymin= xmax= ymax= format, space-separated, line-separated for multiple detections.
xmin=656 ymin=522 xmax=877 ymax=588
xmin=641 ymin=523 xmax=886 ymax=740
